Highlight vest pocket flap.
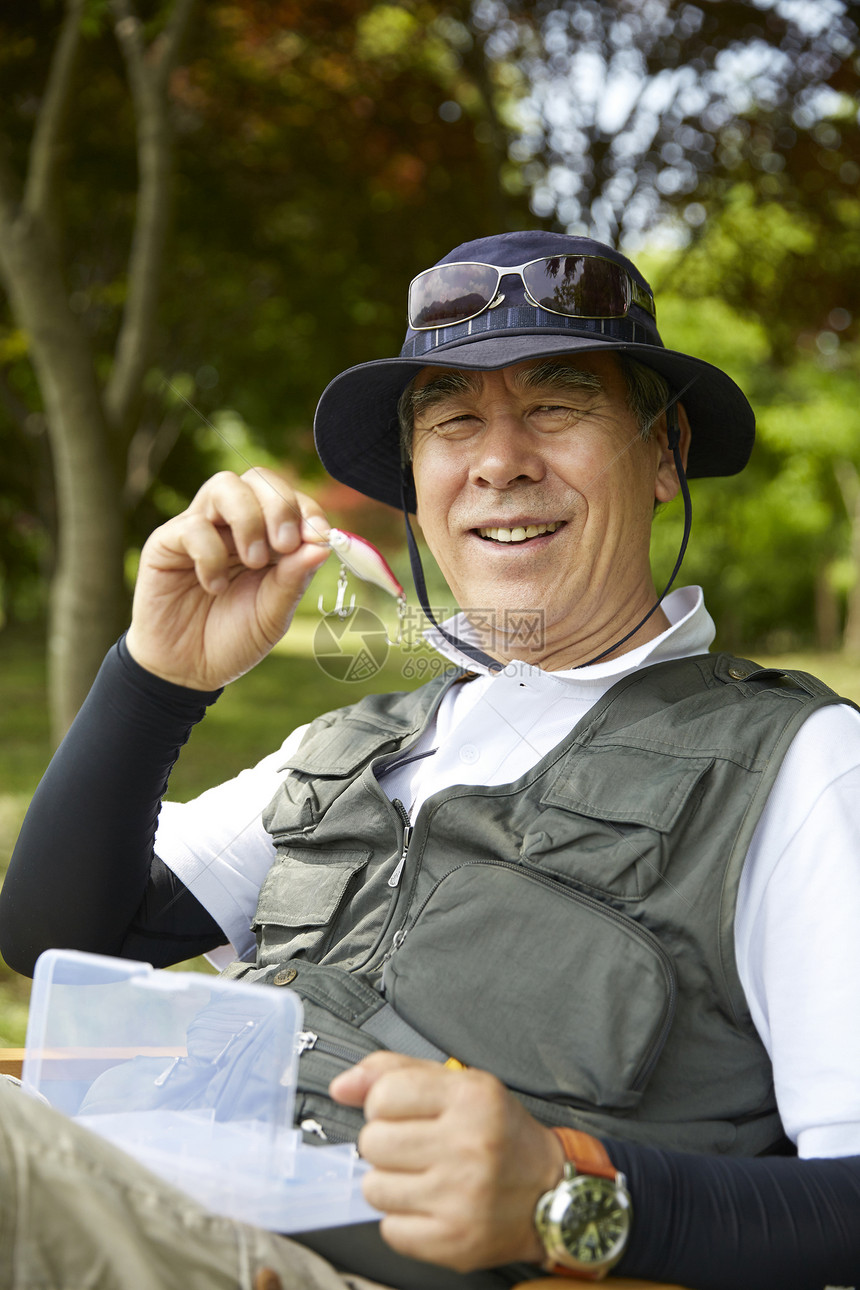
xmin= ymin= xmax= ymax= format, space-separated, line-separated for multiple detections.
xmin=280 ymin=720 xmax=406 ymax=777
xmin=542 ymin=748 xmax=712 ymax=831
xmin=383 ymin=863 xmax=676 ymax=1112
xmin=253 ymin=850 xmax=369 ymax=928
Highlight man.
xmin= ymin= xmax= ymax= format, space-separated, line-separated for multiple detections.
xmin=2 ymin=231 xmax=860 ymax=1290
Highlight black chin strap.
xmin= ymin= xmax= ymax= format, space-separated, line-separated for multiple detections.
xmin=401 ymin=380 xmax=695 ymax=674
xmin=401 ymin=491 xmax=504 ymax=672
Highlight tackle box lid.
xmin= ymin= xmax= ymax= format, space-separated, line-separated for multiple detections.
xmin=23 ymin=949 xmax=379 ymax=1233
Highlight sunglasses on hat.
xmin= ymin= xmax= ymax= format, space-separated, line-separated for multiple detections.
xmin=408 ymin=254 xmax=656 ymax=331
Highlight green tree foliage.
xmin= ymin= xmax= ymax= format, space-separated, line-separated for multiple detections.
xmin=0 ymin=0 xmax=535 ymax=737
xmin=648 ymin=279 xmax=860 ymax=654
xmin=160 ymin=0 xmax=533 ymax=464
xmin=1 ymin=0 xmax=859 ymax=705
xmin=493 ymin=0 xmax=858 ymax=245
xmin=616 ymin=1 xmax=860 ymax=654
xmin=645 ymin=8 xmax=860 ymax=655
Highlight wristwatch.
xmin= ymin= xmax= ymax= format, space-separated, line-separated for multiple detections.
xmin=533 ymin=1127 xmax=632 ymax=1281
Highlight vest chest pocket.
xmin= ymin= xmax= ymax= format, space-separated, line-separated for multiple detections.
xmin=252 ymin=849 xmax=369 ymax=964
xmin=383 ymin=862 xmax=677 ymax=1113
xmin=264 ymin=717 xmax=413 ymax=834
xmin=522 ymin=748 xmax=713 ymax=899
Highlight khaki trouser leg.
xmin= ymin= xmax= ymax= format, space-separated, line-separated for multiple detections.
xmin=0 ymin=1079 xmax=391 ymax=1290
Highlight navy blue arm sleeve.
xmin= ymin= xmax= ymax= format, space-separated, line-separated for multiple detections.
xmin=0 ymin=637 xmax=225 ymax=975
xmin=607 ymin=1136 xmax=860 ymax=1288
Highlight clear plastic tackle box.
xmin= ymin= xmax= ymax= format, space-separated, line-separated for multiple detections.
xmin=22 ymin=948 xmax=380 ymax=1232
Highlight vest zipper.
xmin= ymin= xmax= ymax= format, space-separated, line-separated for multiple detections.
xmin=297 ymin=1029 xmax=368 ymax=1065
xmin=335 ymin=798 xmax=417 ymax=976
xmin=378 ymin=926 xmax=408 ymax=971
xmin=387 ymin=799 xmax=413 ymax=888
xmin=299 ymin=1118 xmax=355 ymax=1146
xmin=384 ymin=860 xmax=678 ymax=1094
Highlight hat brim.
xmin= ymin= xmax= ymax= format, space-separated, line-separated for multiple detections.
xmin=313 ymin=330 xmax=755 ymax=511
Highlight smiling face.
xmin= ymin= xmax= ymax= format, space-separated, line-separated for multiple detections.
xmin=408 ymin=353 xmax=686 ymax=669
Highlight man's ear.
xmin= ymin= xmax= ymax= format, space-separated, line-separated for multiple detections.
xmin=654 ymin=403 xmax=692 ymax=505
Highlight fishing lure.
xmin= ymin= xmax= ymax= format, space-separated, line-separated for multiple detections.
xmin=316 ymin=529 xmax=406 ymax=639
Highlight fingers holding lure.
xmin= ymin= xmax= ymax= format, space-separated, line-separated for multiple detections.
xmin=215 ymin=510 xmax=403 ymax=611
xmin=195 ymin=469 xmax=404 ymax=608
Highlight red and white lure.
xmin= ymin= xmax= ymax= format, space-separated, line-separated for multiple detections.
xmin=317 ymin=528 xmax=406 ymax=641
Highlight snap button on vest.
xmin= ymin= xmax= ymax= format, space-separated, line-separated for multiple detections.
xmin=728 ymin=666 xmax=749 ymax=680
xmin=274 ymin=967 xmax=297 ymax=986
xmin=254 ymin=1270 xmax=283 ymax=1290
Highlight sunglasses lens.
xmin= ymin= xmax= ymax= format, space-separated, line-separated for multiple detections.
xmin=523 ymin=256 xmax=630 ymax=319
xmin=409 ymin=263 xmax=500 ymax=329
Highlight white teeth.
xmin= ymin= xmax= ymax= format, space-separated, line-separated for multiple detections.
xmin=477 ymin=521 xmax=561 ymax=543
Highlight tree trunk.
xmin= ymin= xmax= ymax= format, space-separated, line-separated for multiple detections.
xmin=814 ymin=566 xmax=840 ymax=652
xmin=0 ymin=209 xmax=126 ymax=742
xmin=0 ymin=0 xmax=195 ymax=742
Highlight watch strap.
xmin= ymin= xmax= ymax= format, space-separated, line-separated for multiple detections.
xmin=546 ymin=1260 xmax=605 ymax=1282
xmin=551 ymin=1127 xmax=619 ymax=1182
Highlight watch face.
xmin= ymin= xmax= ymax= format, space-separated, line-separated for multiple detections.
xmin=558 ymin=1176 xmax=631 ymax=1265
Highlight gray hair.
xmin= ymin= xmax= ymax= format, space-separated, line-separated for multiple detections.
xmin=617 ymin=356 xmax=671 ymax=442
xmin=397 ymin=355 xmax=670 ymax=464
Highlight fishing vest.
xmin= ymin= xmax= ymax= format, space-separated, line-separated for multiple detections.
xmin=224 ymin=653 xmax=848 ymax=1157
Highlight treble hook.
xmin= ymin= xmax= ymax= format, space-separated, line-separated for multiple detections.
xmin=318 ymin=565 xmax=356 ymax=619
xmin=315 ymin=529 xmax=408 ymax=642
xmin=389 ymin=594 xmax=407 ymax=648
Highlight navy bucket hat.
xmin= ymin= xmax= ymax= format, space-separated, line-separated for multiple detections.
xmin=313 ymin=230 xmax=755 ymax=511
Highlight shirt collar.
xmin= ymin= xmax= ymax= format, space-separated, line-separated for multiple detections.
xmin=423 ymin=586 xmax=714 ymax=686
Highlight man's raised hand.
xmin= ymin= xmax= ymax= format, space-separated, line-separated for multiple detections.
xmin=125 ymin=469 xmax=331 ymax=690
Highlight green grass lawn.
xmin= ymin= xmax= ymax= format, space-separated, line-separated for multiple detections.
xmin=2 ymin=621 xmax=859 ymax=1047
